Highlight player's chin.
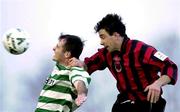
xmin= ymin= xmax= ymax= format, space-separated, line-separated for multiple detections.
xmin=52 ymin=56 xmax=57 ymax=61
xmin=107 ymin=47 xmax=112 ymax=52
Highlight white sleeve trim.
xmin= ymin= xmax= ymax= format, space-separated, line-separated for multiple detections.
xmin=71 ymin=76 xmax=89 ymax=88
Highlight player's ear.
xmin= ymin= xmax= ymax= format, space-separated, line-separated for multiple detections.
xmin=113 ymin=32 xmax=120 ymax=40
xmin=113 ymin=32 xmax=120 ymax=37
xmin=64 ymin=51 xmax=71 ymax=58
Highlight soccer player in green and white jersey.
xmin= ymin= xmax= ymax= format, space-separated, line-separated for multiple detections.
xmin=35 ymin=34 xmax=91 ymax=112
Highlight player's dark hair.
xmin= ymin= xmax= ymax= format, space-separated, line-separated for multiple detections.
xmin=94 ymin=13 xmax=127 ymax=38
xmin=59 ymin=34 xmax=84 ymax=59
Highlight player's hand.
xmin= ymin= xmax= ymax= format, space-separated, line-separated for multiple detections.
xmin=68 ymin=57 xmax=84 ymax=67
xmin=144 ymin=81 xmax=161 ymax=103
xmin=75 ymin=94 xmax=87 ymax=106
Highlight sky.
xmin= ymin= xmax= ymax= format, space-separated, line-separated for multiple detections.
xmin=0 ymin=0 xmax=180 ymax=112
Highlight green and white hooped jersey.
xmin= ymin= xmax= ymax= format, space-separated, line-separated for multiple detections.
xmin=35 ymin=64 xmax=91 ymax=112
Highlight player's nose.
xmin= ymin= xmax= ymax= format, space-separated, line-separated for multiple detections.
xmin=100 ymin=40 xmax=104 ymax=46
xmin=53 ymin=47 xmax=56 ymax=51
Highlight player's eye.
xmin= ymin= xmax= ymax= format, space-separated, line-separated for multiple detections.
xmin=56 ymin=45 xmax=59 ymax=49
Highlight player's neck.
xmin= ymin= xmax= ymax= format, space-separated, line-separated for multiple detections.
xmin=58 ymin=59 xmax=69 ymax=67
xmin=116 ymin=37 xmax=124 ymax=51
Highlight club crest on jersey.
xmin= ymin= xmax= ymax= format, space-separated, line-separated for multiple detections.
xmin=113 ymin=55 xmax=122 ymax=72
xmin=154 ymin=51 xmax=168 ymax=61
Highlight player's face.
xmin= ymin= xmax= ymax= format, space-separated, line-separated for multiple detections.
xmin=98 ymin=29 xmax=119 ymax=52
xmin=53 ymin=39 xmax=67 ymax=63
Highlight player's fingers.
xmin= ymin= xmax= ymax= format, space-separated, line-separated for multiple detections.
xmin=154 ymin=90 xmax=160 ymax=103
xmin=150 ymin=90 xmax=155 ymax=103
xmin=68 ymin=58 xmax=77 ymax=66
xmin=144 ymin=86 xmax=150 ymax=101
xmin=147 ymin=89 xmax=151 ymax=101
xmin=151 ymin=89 xmax=160 ymax=103
xmin=144 ymin=86 xmax=149 ymax=92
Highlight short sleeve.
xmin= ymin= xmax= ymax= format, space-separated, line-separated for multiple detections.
xmin=69 ymin=67 xmax=91 ymax=88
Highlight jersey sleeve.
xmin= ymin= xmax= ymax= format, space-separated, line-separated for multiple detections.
xmin=140 ymin=44 xmax=178 ymax=85
xmin=84 ymin=48 xmax=107 ymax=74
xmin=69 ymin=67 xmax=91 ymax=88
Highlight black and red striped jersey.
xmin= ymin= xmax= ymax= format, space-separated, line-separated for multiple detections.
xmin=84 ymin=37 xmax=178 ymax=101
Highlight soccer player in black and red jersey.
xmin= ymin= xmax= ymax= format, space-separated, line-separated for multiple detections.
xmin=69 ymin=13 xmax=178 ymax=112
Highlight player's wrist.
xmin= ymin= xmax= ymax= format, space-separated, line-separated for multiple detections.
xmin=154 ymin=80 xmax=163 ymax=87
xmin=75 ymin=93 xmax=87 ymax=106
xmin=77 ymin=93 xmax=87 ymax=97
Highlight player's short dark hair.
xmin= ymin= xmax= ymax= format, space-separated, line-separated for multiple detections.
xmin=94 ymin=13 xmax=127 ymax=38
xmin=59 ymin=34 xmax=84 ymax=59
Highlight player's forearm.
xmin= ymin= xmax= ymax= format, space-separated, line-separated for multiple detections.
xmin=74 ymin=80 xmax=88 ymax=95
xmin=74 ymin=80 xmax=88 ymax=106
xmin=154 ymin=75 xmax=171 ymax=87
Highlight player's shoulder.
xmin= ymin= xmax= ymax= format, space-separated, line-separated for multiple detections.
xmin=130 ymin=39 xmax=145 ymax=44
xmin=70 ymin=66 xmax=85 ymax=71
xmin=130 ymin=39 xmax=155 ymax=48
xmin=70 ymin=67 xmax=90 ymax=77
